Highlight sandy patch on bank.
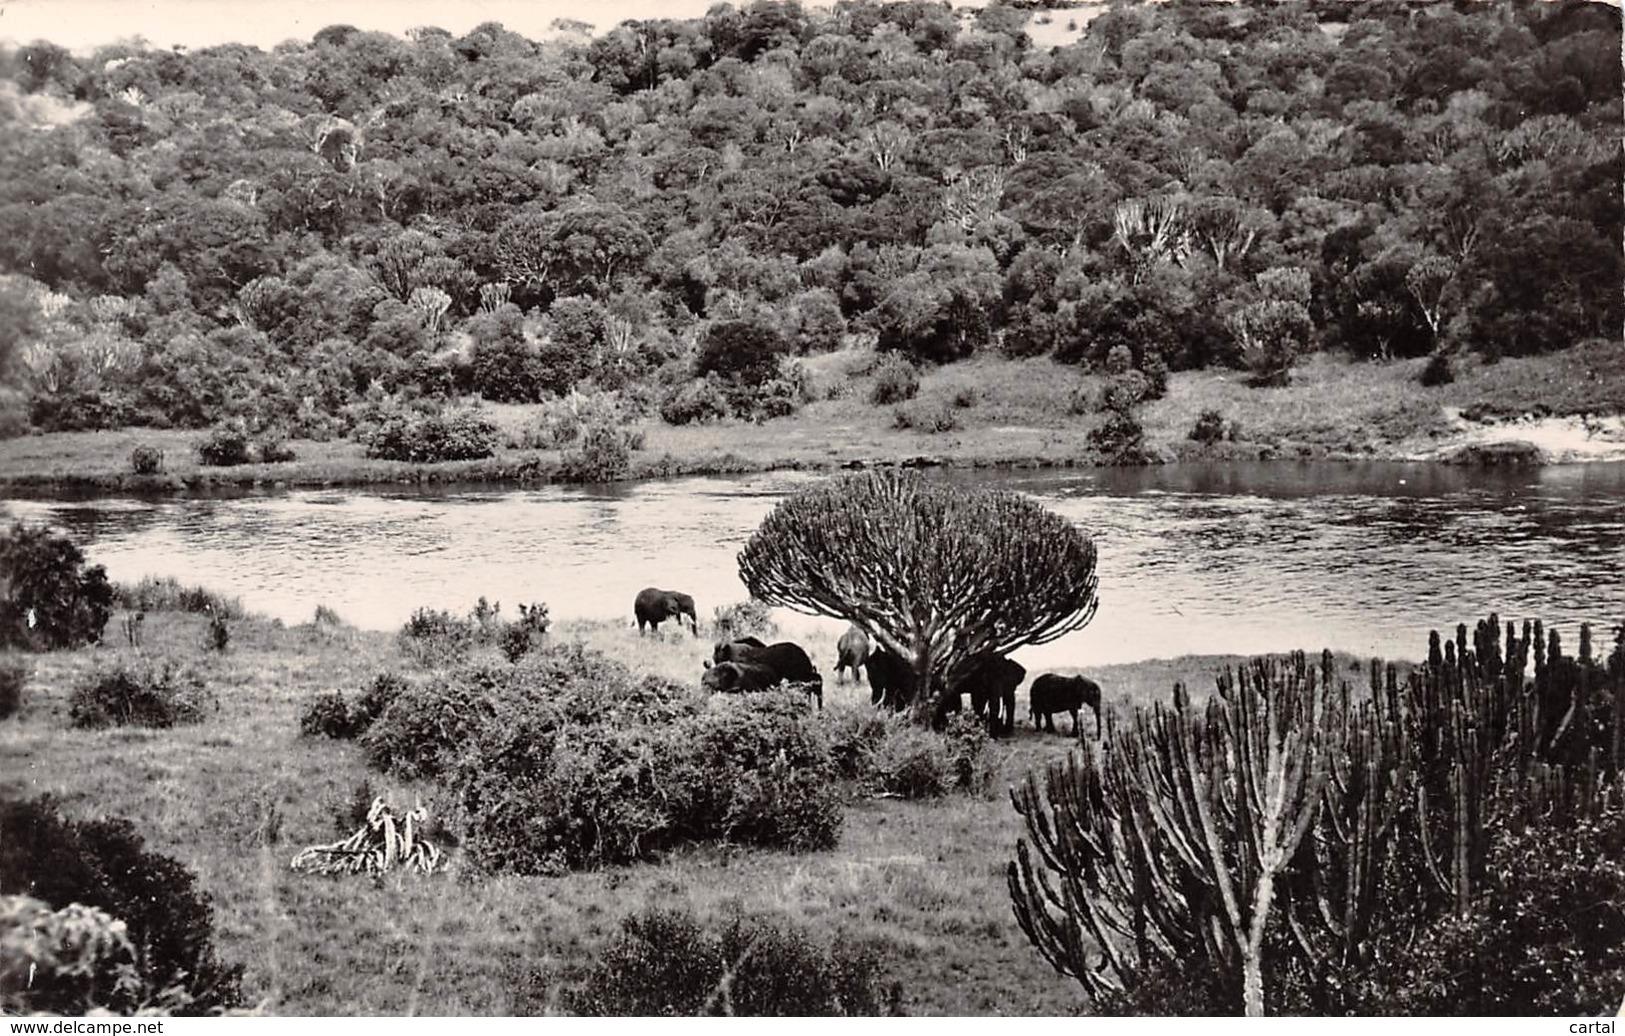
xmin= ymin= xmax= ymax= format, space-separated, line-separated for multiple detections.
xmin=1413 ymin=408 xmax=1625 ymax=463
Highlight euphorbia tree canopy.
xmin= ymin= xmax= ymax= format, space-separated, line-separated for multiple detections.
xmin=737 ymin=469 xmax=1100 ymax=716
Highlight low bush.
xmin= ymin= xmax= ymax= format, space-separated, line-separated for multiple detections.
xmin=0 ymin=656 xmax=24 ymax=720
xmin=1089 ymin=409 xmax=1153 ymax=465
xmin=0 ymin=797 xmax=243 ymax=1015
xmin=1419 ymin=350 xmax=1455 ymax=387
xmin=659 ymin=377 xmax=731 ymax=426
xmin=398 ymin=599 xmax=550 ymax=666
xmin=712 ymin=600 xmax=778 ymax=642
xmin=564 ymin=906 xmax=900 ymax=1016
xmin=299 ymin=690 xmax=368 ymax=740
xmin=499 ymin=603 xmax=551 ymax=662
xmin=115 ymin=576 xmax=244 ymax=619
xmin=861 ymin=712 xmax=994 ymax=800
xmin=558 ymin=421 xmax=638 ymax=482
xmin=891 ymin=399 xmax=959 ymax=433
xmin=397 ymin=606 xmax=479 ymax=667
xmin=129 ymin=445 xmax=165 ymax=475
xmin=736 ymin=375 xmax=804 ymax=423
xmin=1 ymin=895 xmax=145 ymax=1016
xmin=1189 ymin=408 xmax=1228 ymax=445
xmin=69 ymin=660 xmax=215 ymax=730
xmin=361 ymin=665 xmax=501 ymax=781
xmin=257 ymin=436 xmax=297 ymax=463
xmin=195 ymin=424 xmax=252 ymax=467
xmin=510 ymin=391 xmax=629 ymax=449
xmin=0 ymin=522 xmax=115 ymax=651
xmin=360 ymin=406 xmax=498 ymax=463
xmin=869 ymin=355 xmax=919 ymax=405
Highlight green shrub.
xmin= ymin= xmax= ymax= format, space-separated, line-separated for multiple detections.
xmin=0 ymin=797 xmax=243 ymax=1015
xmin=397 ymin=606 xmax=479 ymax=667
xmin=196 ymin=424 xmax=252 ymax=466
xmin=129 ymin=445 xmax=165 ymax=475
xmin=891 ymin=399 xmax=959 ymax=433
xmin=1354 ymin=811 xmax=1625 ymax=1016
xmin=948 ymin=384 xmax=979 ymax=409
xmin=361 ymin=665 xmax=500 ymax=781
xmin=559 ymin=421 xmax=637 ymax=482
xmin=1189 ymin=408 xmax=1228 ymax=445
xmin=869 ymin=355 xmax=919 ymax=405
xmin=659 ymin=377 xmax=731 ymax=426
xmin=361 ymin=406 xmax=498 ymax=463
xmin=1089 ymin=409 xmax=1151 ymax=464
xmin=299 ymin=690 xmax=368 ymax=739
xmin=69 ymin=660 xmax=215 ymax=730
xmin=257 ymin=436 xmax=297 ymax=463
xmin=115 ymin=576 xmax=244 ymax=619
xmin=510 ymin=391 xmax=629 ymax=449
xmin=712 ymin=600 xmax=778 ymax=642
xmin=0 ymin=522 xmax=115 ymax=651
xmin=737 ymin=375 xmax=804 ymax=422
xmin=661 ymin=695 xmax=842 ymax=852
xmin=859 ymin=712 xmax=993 ymax=799
xmin=564 ymin=906 xmax=900 ymax=1016
xmin=1 ymin=895 xmax=146 ymax=1016
xmin=498 ymin=603 xmax=551 ymax=663
xmin=1419 ymin=350 xmax=1455 ymax=387
xmin=0 ymin=656 xmax=24 ymax=720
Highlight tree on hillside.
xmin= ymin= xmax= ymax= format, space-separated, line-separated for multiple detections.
xmin=737 ymin=469 xmax=1100 ymax=722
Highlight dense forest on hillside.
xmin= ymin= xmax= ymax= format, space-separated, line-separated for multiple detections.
xmin=0 ymin=0 xmax=1619 ymax=443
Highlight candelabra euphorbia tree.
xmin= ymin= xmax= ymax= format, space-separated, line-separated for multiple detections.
xmin=736 ymin=469 xmax=1100 ymax=722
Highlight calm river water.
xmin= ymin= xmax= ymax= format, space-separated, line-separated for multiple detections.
xmin=4 ymin=461 xmax=1624 ymax=668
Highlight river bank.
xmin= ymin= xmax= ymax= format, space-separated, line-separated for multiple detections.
xmin=1 ymin=344 xmax=1620 ymax=496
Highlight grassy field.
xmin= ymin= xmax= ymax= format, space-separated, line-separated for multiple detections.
xmin=2 ymin=343 xmax=1621 ymax=494
xmin=0 ymin=600 xmax=1363 ymax=1017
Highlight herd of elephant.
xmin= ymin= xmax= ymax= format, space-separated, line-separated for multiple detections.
xmin=633 ymin=587 xmax=1102 ymax=737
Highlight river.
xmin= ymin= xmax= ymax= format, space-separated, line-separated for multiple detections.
xmin=4 ymin=460 xmax=1624 ymax=669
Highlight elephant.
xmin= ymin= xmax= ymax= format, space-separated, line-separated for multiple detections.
xmin=865 ymin=647 xmax=959 ymax=724
xmin=634 ymin=588 xmax=697 ymax=637
xmin=701 ymin=660 xmax=783 ymax=694
xmin=835 ymin=625 xmax=871 ymax=683
xmin=710 ymin=638 xmax=823 ymax=709
xmin=947 ymin=653 xmax=1027 ymax=736
xmin=1029 ymin=673 xmax=1103 ymax=737
xmin=865 ymin=647 xmax=917 ymax=711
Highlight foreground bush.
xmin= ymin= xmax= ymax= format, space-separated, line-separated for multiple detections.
xmin=360 ymin=642 xmax=840 ymax=874
xmin=827 ymin=709 xmax=993 ymax=799
xmin=564 ymin=907 xmax=900 ymax=1016
xmin=0 ymin=522 xmax=115 ymax=651
xmin=0 ymin=798 xmax=243 ymax=1014
xmin=1 ymin=895 xmax=145 ymax=1016
xmin=69 ymin=660 xmax=215 ymax=730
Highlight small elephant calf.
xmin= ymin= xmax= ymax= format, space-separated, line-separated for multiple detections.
xmin=1029 ymin=673 xmax=1103 ymax=737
